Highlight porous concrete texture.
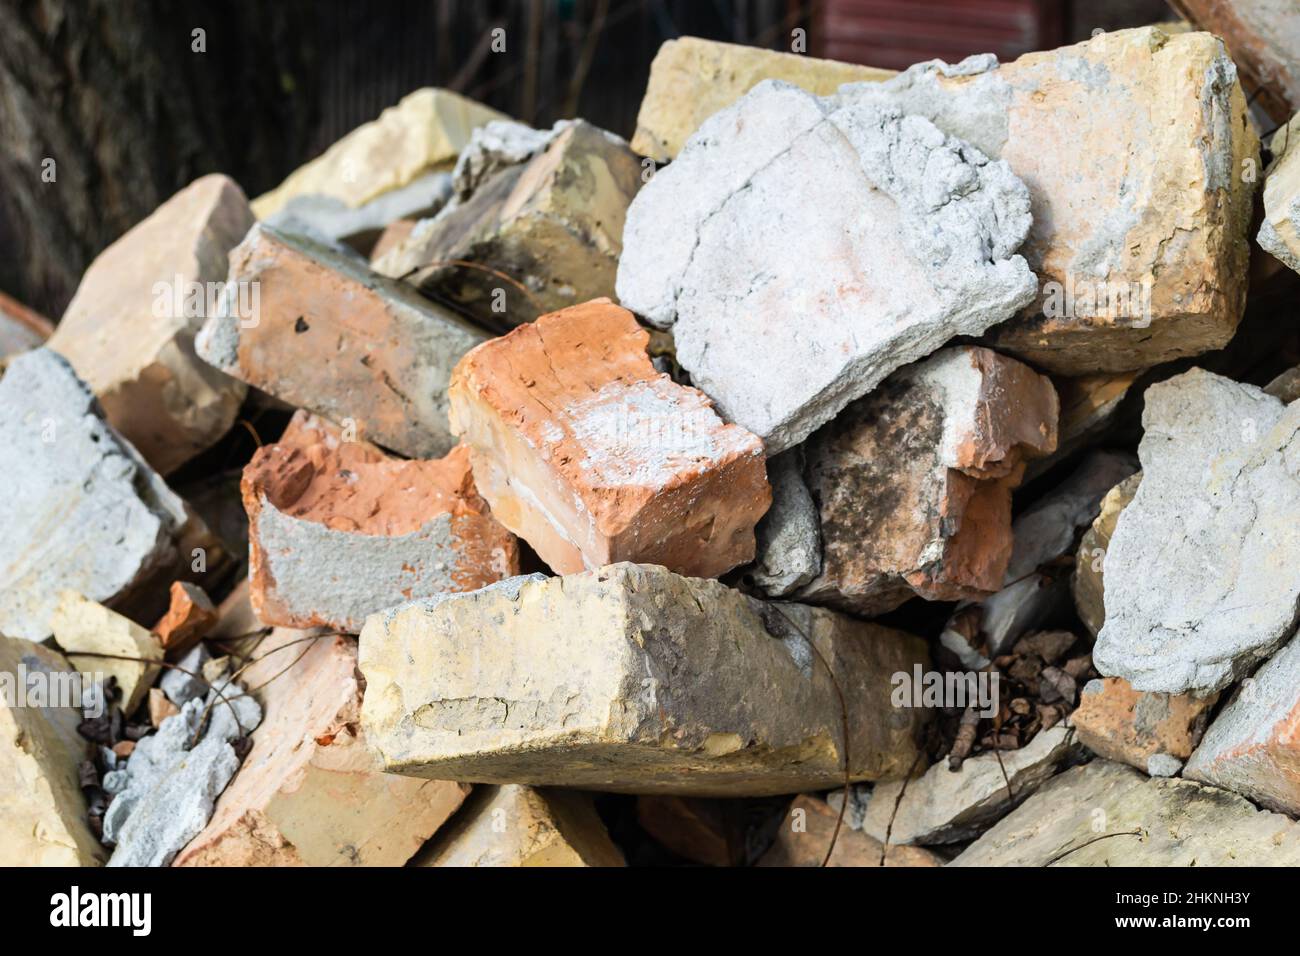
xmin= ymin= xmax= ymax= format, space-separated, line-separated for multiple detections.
xmin=796 ymin=346 xmax=1056 ymax=616
xmin=104 ymin=670 xmax=262 ymax=867
xmin=242 ymin=412 xmax=518 ymax=632
xmin=0 ymin=349 xmax=190 ymax=641
xmin=196 ymin=222 xmax=489 ymax=459
xmin=414 ymin=785 xmax=624 ymax=867
xmin=359 ymin=564 xmax=929 ymax=796
xmin=952 ymin=760 xmax=1300 ymax=866
xmin=252 ymin=87 xmax=506 ymax=218
xmin=617 ymin=80 xmax=1037 ymax=453
xmin=176 ymin=628 xmax=469 ymax=867
xmin=449 ymin=299 xmax=770 ymax=578
xmin=374 ymin=120 xmax=642 ymax=328
xmin=1094 ymin=369 xmax=1300 ymax=694
xmin=630 ymin=36 xmax=894 ymax=162
xmin=1185 ymin=633 xmax=1300 ymax=816
xmin=854 ymin=725 xmax=1080 ymax=845
xmin=837 ymin=26 xmax=1259 ymax=375
xmin=160 ymin=644 xmax=211 ymax=708
xmin=743 ymin=450 xmax=820 ymax=598
xmin=46 ymin=175 xmax=253 ymax=473
xmin=450 ymin=119 xmax=568 ymax=203
xmin=0 ymin=637 xmax=105 ymax=866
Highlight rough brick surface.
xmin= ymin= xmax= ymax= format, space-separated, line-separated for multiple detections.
xmin=1185 ymin=634 xmax=1300 ymax=816
xmin=617 ymin=80 xmax=1038 ymax=453
xmin=197 ymin=223 xmax=489 ymax=459
xmin=176 ymin=628 xmax=469 ymax=866
xmin=797 ymin=346 xmax=1057 ymax=615
xmin=374 ymin=120 xmax=642 ymax=328
xmin=243 ymin=412 xmax=518 ymax=633
xmin=152 ymin=581 xmax=217 ymax=657
xmin=359 ymin=564 xmax=929 ymax=796
xmin=838 ymin=27 xmax=1258 ymax=374
xmin=47 ymin=175 xmax=253 ymax=473
xmin=630 ymin=36 xmax=894 ymax=162
xmin=449 ymin=299 xmax=770 ymax=578
xmin=1072 ymin=677 xmax=1215 ymax=775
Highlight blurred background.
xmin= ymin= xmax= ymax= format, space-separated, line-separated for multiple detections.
xmin=0 ymin=0 xmax=1173 ymax=319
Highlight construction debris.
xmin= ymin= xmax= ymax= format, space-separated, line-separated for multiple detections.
xmin=176 ymin=628 xmax=468 ymax=866
xmin=51 ymin=592 xmax=163 ymax=717
xmin=845 ymin=724 xmax=1081 ymax=845
xmin=841 ymin=27 xmax=1258 ymax=374
xmin=1072 ymin=472 xmax=1142 ymax=638
xmin=1072 ymin=677 xmax=1216 ymax=777
xmin=359 ymin=564 xmax=928 ymax=795
xmin=6 ymin=19 xmax=1300 ymax=871
xmin=242 ymin=411 xmax=518 ymax=632
xmin=0 ymin=349 xmax=195 ymax=640
xmin=952 ymin=760 xmax=1300 ymax=866
xmin=449 ymin=299 xmax=770 ymax=577
xmin=0 ymin=637 xmax=105 ymax=866
xmin=375 ymin=121 xmax=641 ymax=327
xmin=152 ymin=581 xmax=218 ymax=657
xmin=1185 ymin=633 xmax=1300 ymax=816
xmin=617 ymin=81 xmax=1038 ymax=453
xmin=46 ymin=175 xmax=253 ymax=473
xmin=196 ymin=223 xmax=489 ymax=458
xmin=414 ymin=785 xmax=623 ymax=867
xmin=758 ymin=794 xmax=941 ymax=867
xmin=252 ymin=87 xmax=506 ymax=218
xmin=102 ymin=667 xmax=261 ymax=867
xmin=1095 ymin=370 xmax=1300 ymax=693
xmin=797 ymin=346 xmax=1057 ymax=615
xmin=630 ymin=36 xmax=894 ymax=162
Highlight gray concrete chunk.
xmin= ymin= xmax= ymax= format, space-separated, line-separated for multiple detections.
xmin=0 ymin=349 xmax=186 ymax=640
xmin=615 ymin=80 xmax=1037 ymax=453
xmin=1094 ymin=368 xmax=1300 ymax=694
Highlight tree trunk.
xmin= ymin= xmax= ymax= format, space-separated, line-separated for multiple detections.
xmin=0 ymin=0 xmax=318 ymax=317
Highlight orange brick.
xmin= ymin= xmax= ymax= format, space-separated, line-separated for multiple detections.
xmin=448 ymin=298 xmax=770 ymax=577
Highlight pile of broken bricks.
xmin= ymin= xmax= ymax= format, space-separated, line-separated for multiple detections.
xmin=8 ymin=22 xmax=1300 ymax=869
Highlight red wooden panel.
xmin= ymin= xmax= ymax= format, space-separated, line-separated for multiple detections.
xmin=816 ymin=0 xmax=1066 ymax=70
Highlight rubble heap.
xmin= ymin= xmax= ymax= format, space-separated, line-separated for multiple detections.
xmin=6 ymin=22 xmax=1300 ymax=869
